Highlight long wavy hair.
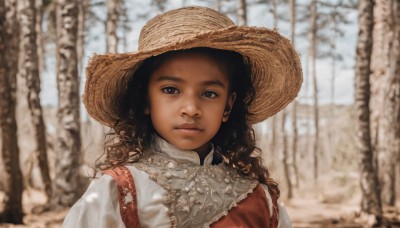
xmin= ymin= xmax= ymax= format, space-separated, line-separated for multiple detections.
xmin=97 ymin=47 xmax=280 ymax=199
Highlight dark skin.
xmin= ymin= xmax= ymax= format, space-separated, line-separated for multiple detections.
xmin=146 ymin=52 xmax=236 ymax=165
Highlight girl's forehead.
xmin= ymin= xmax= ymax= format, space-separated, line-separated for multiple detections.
xmin=150 ymin=52 xmax=230 ymax=86
xmin=156 ymin=51 xmax=229 ymax=74
xmin=160 ymin=52 xmax=219 ymax=66
xmin=161 ymin=51 xmax=218 ymax=64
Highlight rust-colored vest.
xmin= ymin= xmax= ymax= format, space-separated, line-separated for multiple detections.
xmin=104 ymin=166 xmax=279 ymax=228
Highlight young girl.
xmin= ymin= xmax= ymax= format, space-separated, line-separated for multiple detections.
xmin=63 ymin=6 xmax=302 ymax=228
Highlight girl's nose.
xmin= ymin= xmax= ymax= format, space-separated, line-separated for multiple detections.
xmin=180 ymin=96 xmax=202 ymax=118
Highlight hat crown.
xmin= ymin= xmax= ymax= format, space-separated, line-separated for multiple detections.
xmin=138 ymin=6 xmax=235 ymax=51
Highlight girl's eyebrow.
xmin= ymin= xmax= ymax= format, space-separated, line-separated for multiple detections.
xmin=157 ymin=75 xmax=184 ymax=83
xmin=203 ymin=80 xmax=226 ymax=88
xmin=157 ymin=75 xmax=226 ymax=88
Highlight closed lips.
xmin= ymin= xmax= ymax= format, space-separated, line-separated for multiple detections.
xmin=175 ymin=123 xmax=202 ymax=131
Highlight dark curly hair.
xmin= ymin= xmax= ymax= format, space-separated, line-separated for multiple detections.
xmin=97 ymin=47 xmax=280 ymax=199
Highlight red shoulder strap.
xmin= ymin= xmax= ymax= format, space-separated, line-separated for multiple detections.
xmin=103 ymin=166 xmax=141 ymax=228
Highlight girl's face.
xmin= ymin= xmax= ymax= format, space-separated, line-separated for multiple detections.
xmin=147 ymin=52 xmax=236 ymax=156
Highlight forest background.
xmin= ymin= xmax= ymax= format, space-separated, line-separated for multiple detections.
xmin=0 ymin=0 xmax=399 ymax=227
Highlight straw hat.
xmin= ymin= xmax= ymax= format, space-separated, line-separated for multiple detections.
xmin=83 ymin=6 xmax=302 ymax=126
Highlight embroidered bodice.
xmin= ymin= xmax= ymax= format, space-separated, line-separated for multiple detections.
xmin=133 ymin=150 xmax=258 ymax=227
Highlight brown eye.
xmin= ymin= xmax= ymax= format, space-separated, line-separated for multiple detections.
xmin=161 ymin=87 xmax=179 ymax=94
xmin=202 ymin=91 xmax=218 ymax=98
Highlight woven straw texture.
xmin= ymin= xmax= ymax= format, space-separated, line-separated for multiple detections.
xmin=83 ymin=6 xmax=303 ymax=126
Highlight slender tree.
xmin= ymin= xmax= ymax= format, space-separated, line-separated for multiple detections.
xmin=271 ymin=0 xmax=278 ymax=27
xmin=77 ymin=0 xmax=89 ymax=74
xmin=36 ymin=0 xmax=45 ymax=73
xmin=271 ymin=0 xmax=279 ymax=171
xmin=237 ymin=0 xmax=247 ymax=25
xmin=121 ymin=2 xmax=129 ymax=52
xmin=151 ymin=0 xmax=168 ymax=11
xmin=309 ymin=0 xmax=320 ymax=182
xmin=215 ymin=0 xmax=221 ymax=12
xmin=354 ymin=0 xmax=382 ymax=220
xmin=326 ymin=4 xmax=341 ymax=170
xmin=281 ymin=110 xmax=293 ymax=198
xmin=0 ymin=0 xmax=24 ymax=223
xmin=50 ymin=0 xmax=82 ymax=208
xmin=280 ymin=0 xmax=293 ymax=198
xmin=17 ymin=0 xmax=52 ymax=200
xmin=289 ymin=0 xmax=300 ymax=188
xmin=106 ymin=0 xmax=119 ymax=53
xmin=329 ymin=8 xmax=339 ymax=110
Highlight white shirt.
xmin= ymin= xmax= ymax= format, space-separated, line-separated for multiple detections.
xmin=62 ymin=138 xmax=292 ymax=227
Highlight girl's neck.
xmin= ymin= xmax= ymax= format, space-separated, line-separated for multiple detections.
xmin=194 ymin=143 xmax=212 ymax=165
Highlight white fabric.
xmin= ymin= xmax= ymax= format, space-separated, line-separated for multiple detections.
xmin=62 ymin=137 xmax=292 ymax=227
xmin=62 ymin=174 xmax=124 ymax=228
xmin=156 ymin=137 xmax=215 ymax=165
xmin=127 ymin=165 xmax=170 ymax=228
xmin=260 ymin=184 xmax=274 ymax=216
xmin=260 ymin=184 xmax=293 ymax=227
xmin=278 ymin=203 xmax=293 ymax=228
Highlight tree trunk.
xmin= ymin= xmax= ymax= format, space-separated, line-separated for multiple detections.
xmin=182 ymin=0 xmax=187 ymax=7
xmin=17 ymin=0 xmax=52 ymax=200
xmin=304 ymin=48 xmax=311 ymax=162
xmin=370 ymin=0 xmax=398 ymax=207
xmin=36 ymin=0 xmax=44 ymax=73
xmin=269 ymin=0 xmax=280 ymax=174
xmin=380 ymin=0 xmax=400 ymax=206
xmin=370 ymin=1 xmax=391 ymax=143
xmin=330 ymin=10 xmax=338 ymax=118
xmin=237 ymin=0 xmax=247 ymax=26
xmin=0 ymin=0 xmax=24 ymax=223
xmin=309 ymin=0 xmax=320 ymax=182
xmin=269 ymin=117 xmax=277 ymax=171
xmin=215 ymin=0 xmax=221 ymax=12
xmin=289 ymin=0 xmax=300 ymax=188
xmin=355 ymin=0 xmax=382 ymax=219
xmin=369 ymin=1 xmax=390 ymax=193
xmin=327 ymin=8 xmax=338 ymax=175
xmin=281 ymin=109 xmax=293 ymax=198
xmin=330 ymin=43 xmax=336 ymax=110
xmin=330 ymin=8 xmax=338 ymax=110
xmin=106 ymin=0 xmax=119 ymax=53
xmin=271 ymin=0 xmax=278 ymax=28
xmin=77 ymin=0 xmax=89 ymax=75
xmin=51 ymin=0 xmax=82 ymax=208
xmin=121 ymin=2 xmax=128 ymax=52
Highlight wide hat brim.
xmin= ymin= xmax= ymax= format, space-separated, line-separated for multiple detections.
xmin=83 ymin=19 xmax=302 ymax=127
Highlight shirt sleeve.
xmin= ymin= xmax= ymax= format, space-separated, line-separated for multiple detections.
xmin=260 ymin=184 xmax=293 ymax=228
xmin=277 ymin=203 xmax=293 ymax=228
xmin=62 ymin=175 xmax=125 ymax=228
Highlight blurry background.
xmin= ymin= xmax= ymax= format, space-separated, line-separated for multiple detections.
xmin=0 ymin=0 xmax=399 ymax=227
